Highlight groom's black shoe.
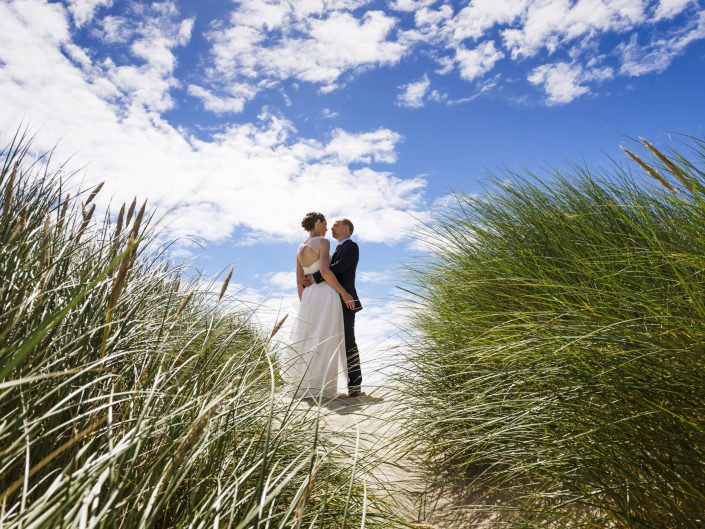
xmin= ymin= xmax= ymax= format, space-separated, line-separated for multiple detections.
xmin=348 ymin=388 xmax=365 ymax=398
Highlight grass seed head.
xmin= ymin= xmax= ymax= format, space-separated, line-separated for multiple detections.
xmin=84 ymin=181 xmax=104 ymax=207
xmin=640 ymin=137 xmax=693 ymax=192
xmin=165 ymin=398 xmax=223 ymax=483
xmin=114 ymin=203 xmax=125 ymax=241
xmin=176 ymin=291 xmax=193 ymax=318
xmin=294 ymin=457 xmax=321 ymax=519
xmin=9 ymin=205 xmax=27 ymax=241
xmin=109 ymin=233 xmax=137 ymax=311
xmin=126 ymin=196 xmax=136 ymax=225
xmin=58 ymin=193 xmax=70 ymax=231
xmin=129 ymin=199 xmax=146 ymax=240
xmin=219 ymin=266 xmax=234 ymax=300
xmin=74 ymin=203 xmax=95 ymax=243
xmin=622 ymin=146 xmax=676 ymax=193
xmin=270 ymin=314 xmax=288 ymax=339
xmin=622 ymin=146 xmax=677 ymax=193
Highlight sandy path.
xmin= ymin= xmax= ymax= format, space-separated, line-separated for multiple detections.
xmin=309 ymin=387 xmax=490 ymax=528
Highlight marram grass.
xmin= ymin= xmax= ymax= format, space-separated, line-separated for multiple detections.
xmin=397 ymin=136 xmax=705 ymax=528
xmin=0 ymin=131 xmax=402 ymax=529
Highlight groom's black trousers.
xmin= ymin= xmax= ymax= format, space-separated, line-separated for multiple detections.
xmin=343 ymin=307 xmax=362 ymax=391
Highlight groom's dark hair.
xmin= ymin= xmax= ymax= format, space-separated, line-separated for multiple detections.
xmin=339 ymin=218 xmax=354 ymax=235
xmin=302 ymin=212 xmax=325 ymax=231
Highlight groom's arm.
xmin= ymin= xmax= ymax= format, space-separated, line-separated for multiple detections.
xmin=311 ymin=242 xmax=359 ymax=284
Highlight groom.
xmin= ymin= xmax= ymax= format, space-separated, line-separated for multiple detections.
xmin=303 ymin=218 xmax=363 ymax=397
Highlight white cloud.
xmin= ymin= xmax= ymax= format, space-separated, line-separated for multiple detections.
xmin=502 ymin=0 xmax=647 ymax=59
xmin=655 ymin=0 xmax=694 ymax=20
xmin=187 ymin=84 xmax=251 ymax=114
xmin=416 ymin=4 xmax=453 ymax=28
xmin=268 ymin=272 xmax=297 ymax=291
xmin=325 ymin=128 xmax=402 ymax=164
xmin=619 ymin=10 xmax=705 ymax=75
xmin=177 ymin=17 xmax=195 ymax=45
xmin=96 ymin=15 xmax=132 ymax=43
xmin=402 ymin=4 xmax=453 ymax=46
xmin=207 ymin=5 xmax=407 ymax=94
xmin=73 ymin=2 xmax=196 ymax=113
xmin=455 ymin=40 xmax=503 ymax=81
xmin=528 ymin=62 xmax=587 ymax=104
xmin=393 ymin=0 xmax=704 ymax=103
xmin=57 ymin=0 xmax=704 ymax=117
xmin=67 ymin=0 xmax=113 ymax=27
xmin=396 ymin=75 xmax=431 ymax=108
xmin=0 ymin=0 xmax=428 ymax=247
xmin=358 ymin=270 xmax=394 ymax=283
xmin=389 ymin=0 xmax=439 ymax=12
xmin=528 ymin=61 xmax=614 ymax=105
xmin=452 ymin=0 xmax=529 ymax=43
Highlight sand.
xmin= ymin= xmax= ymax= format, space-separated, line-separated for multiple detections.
xmin=301 ymin=387 xmax=495 ymax=529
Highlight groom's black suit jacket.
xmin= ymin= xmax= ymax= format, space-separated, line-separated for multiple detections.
xmin=312 ymin=239 xmax=362 ymax=312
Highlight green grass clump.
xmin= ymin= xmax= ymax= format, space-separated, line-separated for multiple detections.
xmin=0 ymin=131 xmax=397 ymax=528
xmin=399 ymin=137 xmax=705 ymax=528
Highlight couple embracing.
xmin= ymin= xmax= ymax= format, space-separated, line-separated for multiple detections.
xmin=281 ymin=212 xmax=364 ymax=399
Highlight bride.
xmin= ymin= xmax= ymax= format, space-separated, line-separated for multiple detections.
xmin=280 ymin=212 xmax=356 ymax=398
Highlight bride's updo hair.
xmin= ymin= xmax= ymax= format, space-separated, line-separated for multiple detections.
xmin=301 ymin=212 xmax=325 ymax=231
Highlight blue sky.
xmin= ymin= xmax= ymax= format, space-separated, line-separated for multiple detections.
xmin=1 ymin=0 xmax=704 ymax=383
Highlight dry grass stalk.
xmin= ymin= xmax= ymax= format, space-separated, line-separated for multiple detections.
xmin=123 ymin=200 xmax=146 ymax=280
xmin=640 ymin=137 xmax=693 ymax=192
xmin=219 ymin=266 xmax=234 ymax=300
xmin=270 ymin=314 xmax=288 ymax=339
xmin=84 ymin=181 xmax=104 ymax=207
xmin=622 ymin=146 xmax=677 ymax=193
xmin=57 ymin=193 xmax=70 ymax=232
xmin=126 ymin=196 xmax=137 ymax=225
xmin=114 ymin=203 xmax=125 ymax=241
xmin=3 ymin=161 xmax=18 ymax=215
xmin=129 ymin=199 xmax=147 ymax=241
xmin=42 ymin=213 xmax=51 ymax=240
xmin=294 ymin=456 xmax=321 ymax=519
xmin=111 ymin=234 xmax=136 ymax=304
xmin=74 ymin=203 xmax=96 ymax=243
xmin=163 ymin=394 xmax=225 ymax=484
xmin=176 ymin=291 xmax=193 ymax=318
xmin=101 ymin=233 xmax=137 ymax=358
xmin=9 ymin=206 xmax=27 ymax=242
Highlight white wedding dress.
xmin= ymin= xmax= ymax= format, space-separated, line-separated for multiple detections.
xmin=280 ymin=237 xmax=348 ymax=398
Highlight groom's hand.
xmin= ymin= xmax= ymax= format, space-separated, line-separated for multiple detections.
xmin=302 ymin=274 xmax=314 ymax=287
xmin=341 ymin=291 xmax=356 ymax=310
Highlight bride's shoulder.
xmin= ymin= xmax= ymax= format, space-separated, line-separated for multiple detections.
xmin=300 ymin=236 xmax=326 ymax=248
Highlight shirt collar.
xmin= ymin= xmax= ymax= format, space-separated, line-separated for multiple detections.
xmin=336 ymin=237 xmax=350 ymax=247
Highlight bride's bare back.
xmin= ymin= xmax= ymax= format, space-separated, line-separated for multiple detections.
xmin=298 ymin=236 xmax=323 ymax=268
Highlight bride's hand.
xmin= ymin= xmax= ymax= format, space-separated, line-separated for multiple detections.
xmin=341 ymin=291 xmax=356 ymax=310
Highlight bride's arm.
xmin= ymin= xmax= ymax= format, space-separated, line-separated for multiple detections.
xmin=296 ymin=256 xmax=304 ymax=301
xmin=318 ymin=239 xmax=355 ymax=310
